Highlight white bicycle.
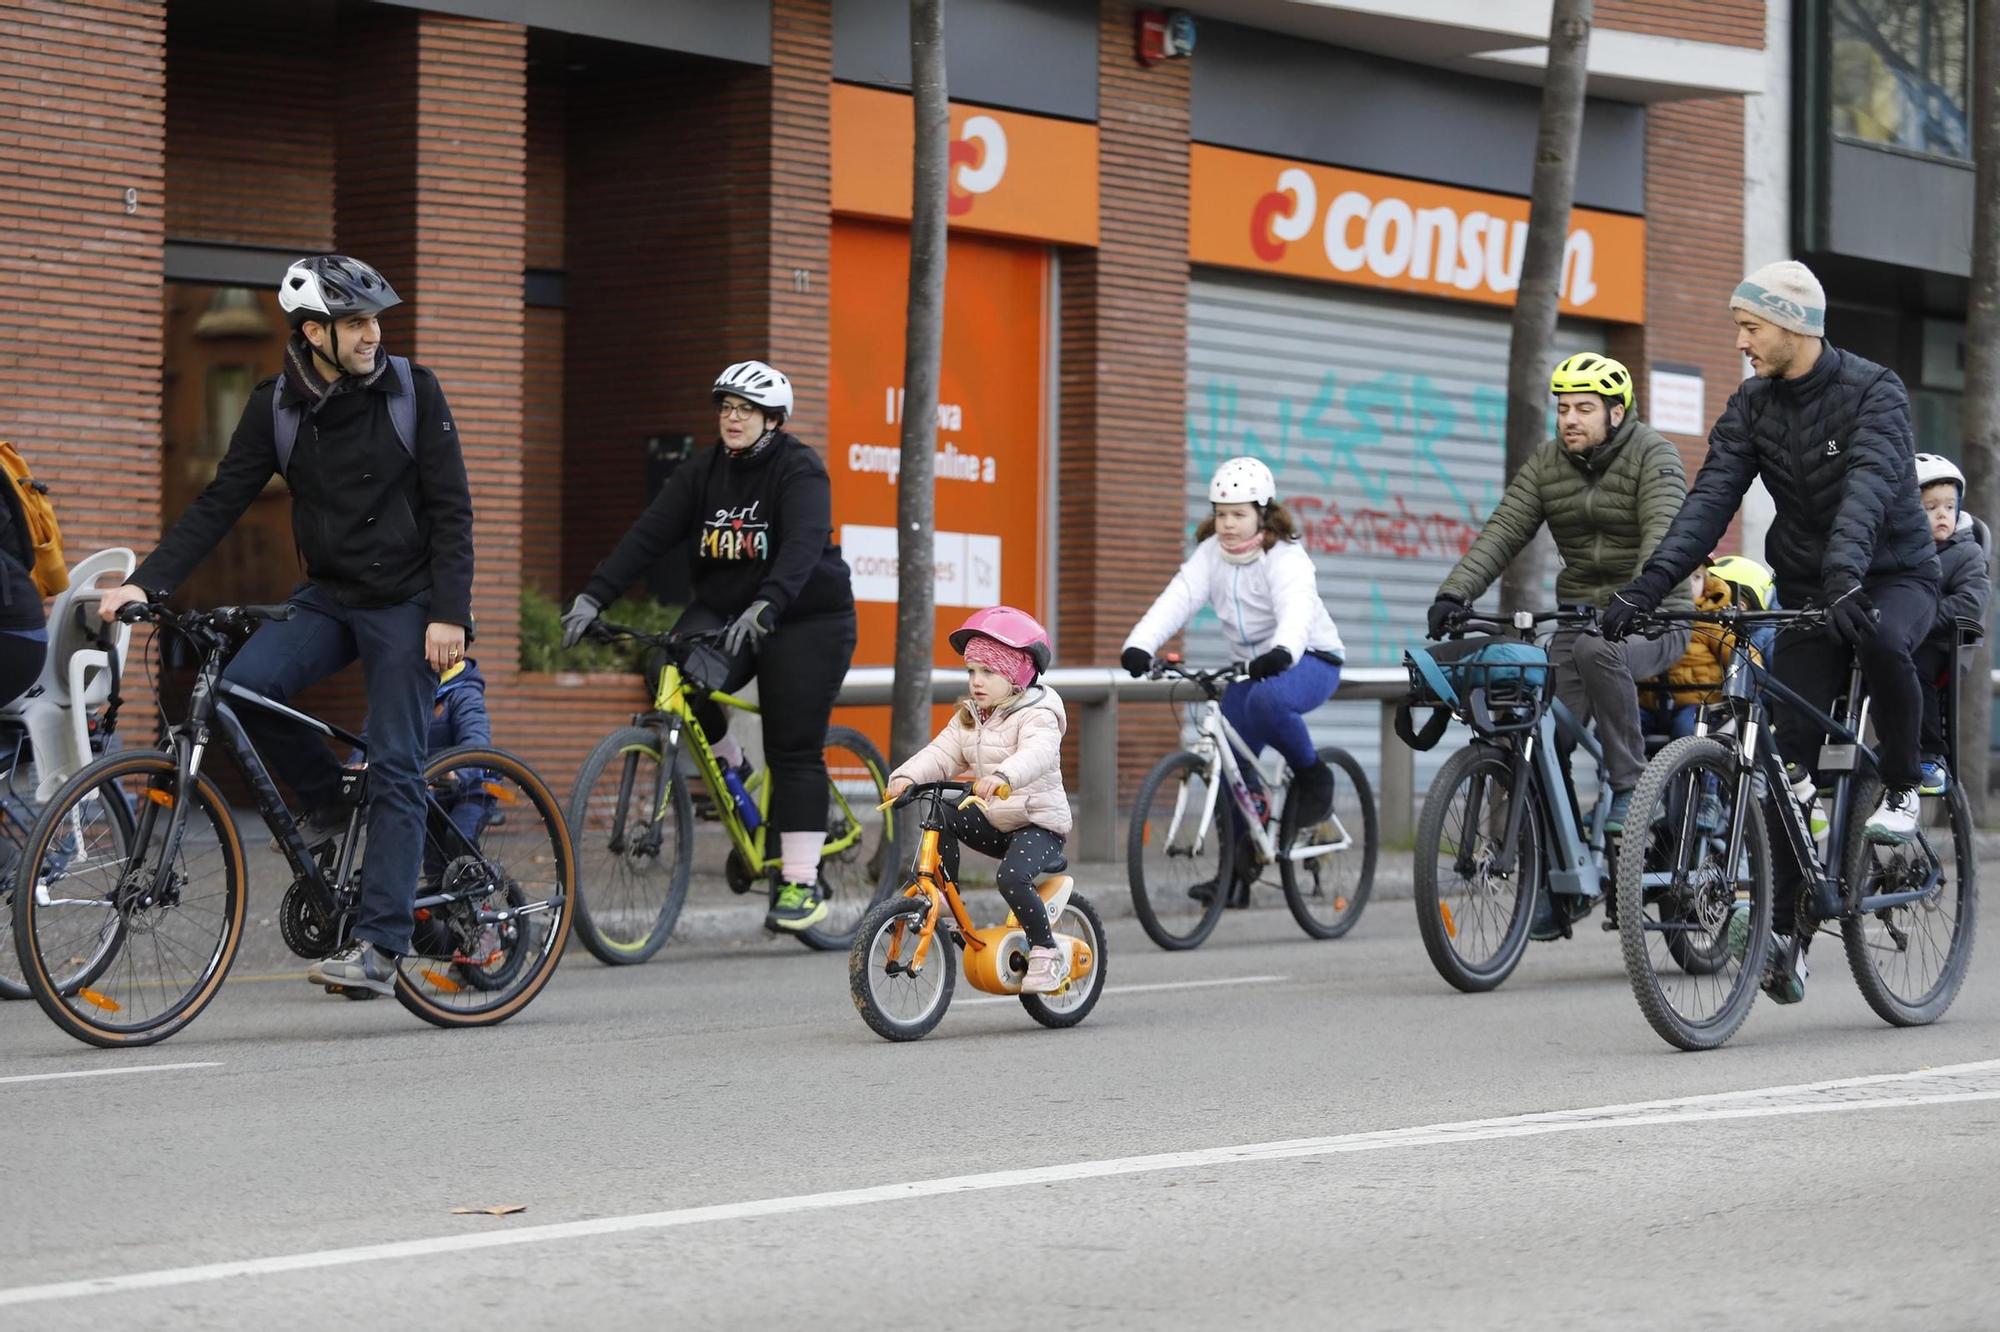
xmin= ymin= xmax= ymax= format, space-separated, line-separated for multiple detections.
xmin=1126 ymin=656 xmax=1377 ymax=949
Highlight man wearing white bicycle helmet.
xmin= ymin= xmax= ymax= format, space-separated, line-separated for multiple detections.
xmin=100 ymin=254 xmax=477 ymax=998
xmin=1123 ymin=457 xmax=1346 ymax=906
xmin=563 ymin=360 xmax=857 ymax=932
xmin=1913 ymin=452 xmax=1990 ymax=795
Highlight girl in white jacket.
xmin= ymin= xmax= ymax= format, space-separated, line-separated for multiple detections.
xmin=1122 ymin=458 xmax=1345 ymax=881
xmin=887 ymin=606 xmax=1074 ymax=993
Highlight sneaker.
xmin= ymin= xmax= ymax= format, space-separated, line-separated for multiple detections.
xmin=1022 ymin=944 xmax=1070 ymax=994
xmin=306 ymin=941 xmax=398 ymax=997
xmin=1763 ymin=934 xmax=1808 ymax=1005
xmin=1528 ymin=886 xmax=1562 ymax=942
xmin=1289 ymin=760 xmax=1335 ymax=826
xmin=1602 ymin=789 xmax=1634 ymax=835
xmin=1918 ymin=761 xmax=1950 ymax=797
xmin=766 ymin=880 xmax=828 ymax=932
xmin=1187 ymin=876 xmax=1221 ymax=906
xmin=1695 ymin=791 xmax=1725 ymax=837
xmin=1864 ymin=787 xmax=1920 ymax=845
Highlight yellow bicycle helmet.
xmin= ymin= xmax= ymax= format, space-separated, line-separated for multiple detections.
xmin=1549 ymin=352 xmax=1635 ymax=412
xmin=1706 ymin=554 xmax=1775 ymax=610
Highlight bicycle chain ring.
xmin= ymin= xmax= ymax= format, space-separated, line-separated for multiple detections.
xmin=279 ymin=879 xmax=340 ymax=960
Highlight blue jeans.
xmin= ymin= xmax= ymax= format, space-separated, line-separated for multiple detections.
xmin=1220 ymin=654 xmax=1342 ymax=776
xmin=1640 ymin=701 xmax=1699 ymax=741
xmin=223 ymin=583 xmax=436 ymax=956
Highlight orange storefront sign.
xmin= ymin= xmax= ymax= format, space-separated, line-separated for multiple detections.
xmin=1191 ymin=144 xmax=1646 ymax=323
xmin=828 ymin=219 xmax=1049 ymax=676
xmin=831 ymin=83 xmax=1099 ymax=246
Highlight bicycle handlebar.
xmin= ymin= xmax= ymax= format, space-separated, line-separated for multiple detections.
xmin=1145 ymin=657 xmax=1249 ymax=688
xmin=117 ymin=601 xmax=297 ymax=631
xmin=878 ymin=779 xmax=1012 ymax=812
xmin=588 ymin=620 xmax=727 ymax=650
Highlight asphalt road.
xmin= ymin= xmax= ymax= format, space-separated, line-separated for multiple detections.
xmin=2 ymin=875 xmax=1996 ymax=1331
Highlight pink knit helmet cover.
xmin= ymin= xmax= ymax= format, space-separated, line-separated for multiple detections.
xmin=962 ymin=634 xmax=1035 ymax=689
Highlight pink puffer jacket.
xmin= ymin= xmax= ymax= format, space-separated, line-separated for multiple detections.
xmin=890 ymin=685 xmax=1071 ymax=835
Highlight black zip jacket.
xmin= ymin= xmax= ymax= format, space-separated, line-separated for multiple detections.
xmin=134 ymin=360 xmax=476 ymax=625
xmin=1631 ymin=345 xmax=1938 ymax=602
xmin=0 ymin=474 xmax=46 ymax=632
xmin=583 ymin=431 xmax=854 ymax=621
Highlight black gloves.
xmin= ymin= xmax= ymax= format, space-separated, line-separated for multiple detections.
xmin=1826 ymin=584 xmax=1877 ymax=644
xmin=1247 ymin=647 xmax=1293 ymax=680
xmin=1121 ymin=646 xmax=1152 ymax=678
xmin=1600 ymin=588 xmax=1656 ymax=642
xmin=1426 ymin=594 xmax=1467 ymax=640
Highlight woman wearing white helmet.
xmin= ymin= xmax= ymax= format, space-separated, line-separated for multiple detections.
xmin=562 ymin=360 xmax=858 ymax=932
xmin=1913 ymin=452 xmax=1989 ymax=794
xmin=1122 ymin=457 xmax=1346 ymax=903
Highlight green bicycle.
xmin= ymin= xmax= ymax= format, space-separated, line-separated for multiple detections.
xmin=565 ymin=621 xmax=897 ymax=962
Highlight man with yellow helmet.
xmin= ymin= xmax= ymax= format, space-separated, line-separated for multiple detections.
xmin=1431 ymin=352 xmax=1692 ymax=859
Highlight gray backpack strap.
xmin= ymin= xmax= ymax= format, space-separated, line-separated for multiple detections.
xmin=271 ymin=374 xmax=303 ymax=476
xmin=384 ymin=355 xmax=416 ymax=460
xmin=269 ymin=358 xmax=416 ymax=477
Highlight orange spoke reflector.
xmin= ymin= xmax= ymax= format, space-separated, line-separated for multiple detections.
xmin=143 ymin=789 xmax=174 ymax=807
xmin=1141 ymin=821 xmax=1153 ymax=848
xmin=482 ymin=783 xmax=520 ymax=803
xmin=421 ymin=969 xmax=465 ymax=993
xmin=1439 ymin=902 xmax=1458 ymax=940
xmin=1334 ymin=897 xmax=1350 ymax=912
xmin=79 ymin=989 xmax=121 ymax=1012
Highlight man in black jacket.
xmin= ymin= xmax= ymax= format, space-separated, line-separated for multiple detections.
xmin=1604 ymin=260 xmax=1938 ymax=1002
xmin=101 ymin=255 xmax=476 ymax=997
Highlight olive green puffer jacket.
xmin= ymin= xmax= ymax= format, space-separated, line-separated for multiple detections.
xmin=1440 ymin=416 xmax=1693 ymax=611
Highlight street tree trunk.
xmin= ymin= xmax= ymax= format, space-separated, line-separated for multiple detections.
xmin=1499 ymin=0 xmax=1594 ymax=614
xmin=891 ymin=0 xmax=949 ymax=768
xmin=1960 ymin=0 xmax=1999 ymax=823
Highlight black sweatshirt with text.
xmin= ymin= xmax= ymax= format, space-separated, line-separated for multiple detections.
xmin=583 ymin=432 xmax=853 ymax=622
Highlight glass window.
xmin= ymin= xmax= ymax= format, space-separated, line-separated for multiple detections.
xmin=1830 ymin=0 xmax=1972 ymax=160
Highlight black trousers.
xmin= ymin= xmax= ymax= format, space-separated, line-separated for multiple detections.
xmin=0 ymin=632 xmax=43 ymax=710
xmin=1915 ymin=636 xmax=1953 ymax=760
xmin=938 ymin=803 xmax=1066 ymax=948
xmin=675 ymin=603 xmax=856 ymax=835
xmin=1767 ymin=571 xmax=1937 ymax=924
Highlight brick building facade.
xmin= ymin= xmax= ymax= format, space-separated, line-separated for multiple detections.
xmin=0 ymin=0 xmax=1768 ymax=827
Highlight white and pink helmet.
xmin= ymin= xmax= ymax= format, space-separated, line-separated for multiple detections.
xmin=949 ymin=605 xmax=1052 ymax=677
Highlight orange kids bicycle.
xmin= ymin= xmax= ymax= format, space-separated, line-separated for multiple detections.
xmin=848 ymin=781 xmax=1105 ymax=1042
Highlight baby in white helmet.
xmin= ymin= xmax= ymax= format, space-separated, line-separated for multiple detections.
xmin=1914 ymin=453 xmax=1990 ymax=796
xmin=1120 ymin=458 xmax=1346 ymax=906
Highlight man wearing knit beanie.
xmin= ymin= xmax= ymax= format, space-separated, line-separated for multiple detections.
xmin=1603 ymin=257 xmax=1939 ymax=1007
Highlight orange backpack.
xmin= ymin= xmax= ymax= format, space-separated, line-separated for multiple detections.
xmin=0 ymin=442 xmax=69 ymax=597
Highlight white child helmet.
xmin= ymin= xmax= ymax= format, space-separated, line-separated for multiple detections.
xmin=1209 ymin=457 xmax=1276 ymax=506
xmin=713 ymin=360 xmax=793 ymax=423
xmin=1915 ymin=452 xmax=1965 ymax=496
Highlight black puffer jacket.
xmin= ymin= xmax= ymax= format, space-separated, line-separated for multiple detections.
xmin=1633 ymin=345 xmax=1937 ymax=602
xmin=1933 ymin=518 xmax=1991 ymax=640
xmin=0 ymin=473 xmax=47 ymax=632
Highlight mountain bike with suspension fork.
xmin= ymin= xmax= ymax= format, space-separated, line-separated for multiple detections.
xmin=1408 ymin=609 xmax=1676 ymax=993
xmin=10 ymin=601 xmax=576 ymax=1048
xmin=1126 ymin=655 xmax=1376 ymax=950
xmin=1614 ymin=605 xmax=1978 ymax=1051
xmin=564 ymin=621 xmax=897 ymax=961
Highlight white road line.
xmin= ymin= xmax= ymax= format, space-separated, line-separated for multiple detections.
xmin=0 ymin=1062 xmax=221 ymax=1087
xmin=959 ymin=974 xmax=1288 ymax=1006
xmin=6 ymin=1057 xmax=1999 ymax=1309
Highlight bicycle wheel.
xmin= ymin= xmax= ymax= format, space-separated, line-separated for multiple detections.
xmin=797 ymin=725 xmax=896 ymax=952
xmin=13 ymin=750 xmax=246 ymax=1048
xmin=1414 ymin=743 xmax=1537 ymax=992
xmin=1840 ymin=776 xmax=1978 ymax=1027
xmin=1128 ymin=751 xmax=1233 ymax=951
xmin=1279 ymin=746 xmax=1378 ymax=940
xmin=1615 ymin=737 xmax=1770 ymax=1052
xmin=565 ymin=726 xmax=692 ymax=965
xmin=1020 ymin=892 xmax=1107 ymax=1030
xmin=849 ymin=893 xmax=956 ymax=1042
xmin=394 ymin=747 xmax=574 ymax=1029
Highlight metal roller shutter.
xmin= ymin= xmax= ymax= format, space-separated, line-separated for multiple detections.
xmin=1182 ymin=269 xmax=1607 ymax=790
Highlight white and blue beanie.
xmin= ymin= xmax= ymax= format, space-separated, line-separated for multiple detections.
xmin=1729 ymin=260 xmax=1826 ymax=337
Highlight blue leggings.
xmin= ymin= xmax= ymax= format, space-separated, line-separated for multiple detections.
xmin=1220 ymin=654 xmax=1341 ymax=776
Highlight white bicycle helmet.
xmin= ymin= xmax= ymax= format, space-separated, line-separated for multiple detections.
xmin=713 ymin=361 xmax=793 ymax=424
xmin=278 ymin=255 xmax=401 ymax=327
xmin=1209 ymin=457 xmax=1276 ymax=506
xmin=1915 ymin=452 xmax=1965 ymax=496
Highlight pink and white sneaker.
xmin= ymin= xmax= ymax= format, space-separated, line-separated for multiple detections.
xmin=1022 ymin=944 xmax=1070 ymax=995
